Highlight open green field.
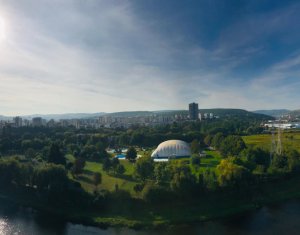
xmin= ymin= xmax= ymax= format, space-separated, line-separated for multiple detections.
xmin=202 ymin=150 xmax=222 ymax=168
xmin=243 ymin=131 xmax=300 ymax=152
xmin=66 ymin=155 xmax=137 ymax=193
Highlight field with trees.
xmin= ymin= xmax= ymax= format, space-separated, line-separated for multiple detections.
xmin=1 ymin=116 xmax=300 ymax=228
xmin=243 ymin=131 xmax=300 ymax=152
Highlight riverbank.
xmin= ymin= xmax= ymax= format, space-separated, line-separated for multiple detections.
xmin=1 ymin=175 xmax=300 ymax=230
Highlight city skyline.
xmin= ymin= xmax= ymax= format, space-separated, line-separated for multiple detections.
xmin=1 ymin=0 xmax=300 ymax=115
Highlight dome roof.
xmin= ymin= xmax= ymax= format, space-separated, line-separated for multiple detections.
xmin=151 ymin=140 xmax=191 ymax=158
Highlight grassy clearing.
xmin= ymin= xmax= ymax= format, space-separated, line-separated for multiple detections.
xmin=66 ymin=155 xmax=137 ymax=194
xmin=201 ymin=150 xmax=222 ymax=168
xmin=243 ymin=131 xmax=300 ymax=152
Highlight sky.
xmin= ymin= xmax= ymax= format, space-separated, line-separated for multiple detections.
xmin=0 ymin=0 xmax=300 ymax=115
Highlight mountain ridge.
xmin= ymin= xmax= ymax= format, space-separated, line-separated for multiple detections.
xmin=253 ymin=109 xmax=291 ymax=117
xmin=0 ymin=108 xmax=273 ymax=120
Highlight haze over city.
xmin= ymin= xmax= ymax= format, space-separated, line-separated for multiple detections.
xmin=1 ymin=0 xmax=300 ymax=115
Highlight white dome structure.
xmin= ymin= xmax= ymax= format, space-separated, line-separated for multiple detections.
xmin=151 ymin=140 xmax=191 ymax=161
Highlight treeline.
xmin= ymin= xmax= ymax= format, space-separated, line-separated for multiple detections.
xmin=0 ymin=116 xmax=265 ymax=158
xmin=0 ymin=157 xmax=92 ymax=208
xmin=0 ymin=126 xmax=109 ymax=161
xmin=109 ymin=117 xmax=265 ymax=147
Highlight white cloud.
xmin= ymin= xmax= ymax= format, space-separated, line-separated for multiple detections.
xmin=0 ymin=0 xmax=299 ymax=115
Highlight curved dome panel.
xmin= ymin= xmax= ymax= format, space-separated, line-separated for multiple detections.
xmin=151 ymin=140 xmax=191 ymax=159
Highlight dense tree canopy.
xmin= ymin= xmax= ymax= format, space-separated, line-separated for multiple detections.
xmin=217 ymin=158 xmax=250 ymax=188
xmin=134 ymin=156 xmax=154 ymax=181
xmin=126 ymin=147 xmax=137 ymax=161
xmin=48 ymin=143 xmax=66 ymax=166
xmin=219 ymin=135 xmax=246 ymax=157
xmin=191 ymin=139 xmax=200 ymax=154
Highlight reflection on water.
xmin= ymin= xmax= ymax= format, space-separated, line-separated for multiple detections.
xmin=1 ymin=200 xmax=300 ymax=234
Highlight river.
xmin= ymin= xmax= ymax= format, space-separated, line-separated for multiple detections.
xmin=1 ymin=200 xmax=300 ymax=235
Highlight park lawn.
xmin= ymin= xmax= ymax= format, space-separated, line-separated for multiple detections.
xmin=176 ymin=150 xmax=222 ymax=174
xmin=200 ymin=150 xmax=222 ymax=170
xmin=243 ymin=131 xmax=300 ymax=152
xmin=67 ymin=149 xmax=222 ymax=194
xmin=67 ymin=155 xmax=137 ymax=194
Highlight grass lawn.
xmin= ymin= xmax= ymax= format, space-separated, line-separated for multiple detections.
xmin=173 ymin=150 xmax=222 ymax=174
xmin=243 ymin=131 xmax=300 ymax=152
xmin=201 ymin=150 xmax=222 ymax=168
xmin=66 ymin=155 xmax=137 ymax=194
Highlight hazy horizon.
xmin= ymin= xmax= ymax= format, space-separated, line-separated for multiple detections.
xmin=0 ymin=108 xmax=293 ymax=117
xmin=1 ymin=0 xmax=300 ymax=115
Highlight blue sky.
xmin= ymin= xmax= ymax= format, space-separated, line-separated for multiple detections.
xmin=0 ymin=0 xmax=299 ymax=115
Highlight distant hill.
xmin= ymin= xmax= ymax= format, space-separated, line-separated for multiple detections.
xmin=103 ymin=111 xmax=153 ymax=117
xmin=108 ymin=109 xmax=273 ymax=120
xmin=199 ymin=108 xmax=273 ymax=120
xmin=0 ymin=109 xmax=273 ymax=121
xmin=21 ymin=113 xmax=106 ymax=120
xmin=253 ymin=109 xmax=290 ymax=118
xmin=0 ymin=113 xmax=106 ymax=121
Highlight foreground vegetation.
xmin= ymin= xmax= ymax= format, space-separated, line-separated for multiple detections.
xmin=1 ymin=118 xmax=300 ymax=229
xmin=2 ymin=165 xmax=300 ymax=229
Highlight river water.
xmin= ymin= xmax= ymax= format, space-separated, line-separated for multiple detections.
xmin=1 ymin=200 xmax=300 ymax=235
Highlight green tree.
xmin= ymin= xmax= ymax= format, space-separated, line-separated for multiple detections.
xmin=191 ymin=139 xmax=200 ymax=154
xmin=191 ymin=155 xmax=201 ymax=166
xmin=126 ymin=147 xmax=137 ymax=161
xmin=219 ymin=135 xmax=246 ymax=157
xmin=216 ymin=158 xmax=249 ymax=188
xmin=134 ymin=156 xmax=154 ymax=181
xmin=270 ymin=154 xmax=288 ymax=173
xmin=111 ymin=157 xmax=120 ymax=174
xmin=93 ymin=172 xmax=102 ymax=190
xmin=141 ymin=183 xmax=170 ymax=203
xmin=286 ymin=149 xmax=300 ymax=172
xmin=154 ymin=163 xmax=171 ymax=185
xmin=203 ymin=169 xmax=218 ymax=191
xmin=102 ymin=158 xmax=112 ymax=173
xmin=71 ymin=158 xmax=86 ymax=177
xmin=198 ymin=172 xmax=205 ymax=191
xmin=239 ymin=147 xmax=270 ymax=171
xmin=25 ymin=148 xmax=36 ymax=160
xmin=211 ymin=132 xmax=224 ymax=149
xmin=48 ymin=143 xmax=66 ymax=166
xmin=204 ymin=134 xmax=213 ymax=146
xmin=133 ymin=183 xmax=144 ymax=193
xmin=170 ymin=164 xmax=196 ymax=193
xmin=0 ymin=158 xmax=22 ymax=186
xmin=33 ymin=163 xmax=68 ymax=193
xmin=116 ymin=164 xmax=125 ymax=175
